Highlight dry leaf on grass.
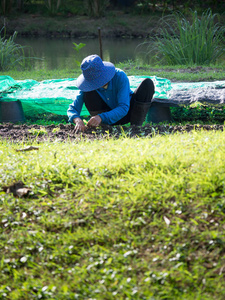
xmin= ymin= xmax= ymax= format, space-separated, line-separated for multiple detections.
xmin=2 ymin=181 xmax=31 ymax=197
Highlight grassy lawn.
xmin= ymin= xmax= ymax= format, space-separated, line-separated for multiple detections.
xmin=2 ymin=63 xmax=225 ymax=82
xmin=1 ymin=130 xmax=225 ymax=299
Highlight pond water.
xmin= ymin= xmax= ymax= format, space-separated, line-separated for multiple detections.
xmin=16 ymin=37 xmax=152 ymax=70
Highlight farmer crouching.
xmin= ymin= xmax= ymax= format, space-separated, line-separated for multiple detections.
xmin=67 ymin=54 xmax=155 ymax=133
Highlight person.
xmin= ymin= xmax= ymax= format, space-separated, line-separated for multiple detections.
xmin=67 ymin=54 xmax=155 ymax=133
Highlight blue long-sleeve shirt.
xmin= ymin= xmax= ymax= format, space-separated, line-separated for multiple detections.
xmin=67 ymin=68 xmax=133 ymax=125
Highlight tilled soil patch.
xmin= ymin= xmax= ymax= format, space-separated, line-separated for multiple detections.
xmin=0 ymin=123 xmax=224 ymax=143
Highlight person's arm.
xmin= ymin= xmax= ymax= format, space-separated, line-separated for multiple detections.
xmin=67 ymin=91 xmax=86 ymax=132
xmin=98 ymin=71 xmax=131 ymax=125
xmin=67 ymin=90 xmax=84 ymax=122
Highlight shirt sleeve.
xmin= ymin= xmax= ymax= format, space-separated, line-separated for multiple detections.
xmin=98 ymin=71 xmax=131 ymax=125
xmin=67 ymin=91 xmax=84 ymax=123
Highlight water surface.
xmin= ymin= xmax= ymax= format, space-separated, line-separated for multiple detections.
xmin=16 ymin=37 xmax=151 ymax=70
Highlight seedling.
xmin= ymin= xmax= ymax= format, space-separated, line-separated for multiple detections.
xmin=73 ymin=42 xmax=86 ymax=67
xmin=28 ymin=127 xmax=47 ymax=136
xmin=52 ymin=127 xmax=60 ymax=133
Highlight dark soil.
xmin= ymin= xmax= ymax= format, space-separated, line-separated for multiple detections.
xmin=0 ymin=123 xmax=224 ymax=143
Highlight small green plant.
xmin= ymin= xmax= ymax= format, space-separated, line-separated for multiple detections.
xmin=73 ymin=43 xmax=86 ymax=53
xmin=73 ymin=42 xmax=86 ymax=66
xmin=153 ymin=9 xmax=225 ymax=65
xmin=28 ymin=127 xmax=47 ymax=136
xmin=52 ymin=127 xmax=60 ymax=133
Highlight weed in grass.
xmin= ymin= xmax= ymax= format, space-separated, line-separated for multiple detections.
xmin=28 ymin=127 xmax=47 ymax=136
xmin=52 ymin=127 xmax=60 ymax=134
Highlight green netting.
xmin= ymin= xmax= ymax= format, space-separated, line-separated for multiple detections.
xmin=0 ymin=75 xmax=224 ymax=117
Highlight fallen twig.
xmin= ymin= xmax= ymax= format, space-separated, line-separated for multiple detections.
xmin=15 ymin=146 xmax=39 ymax=152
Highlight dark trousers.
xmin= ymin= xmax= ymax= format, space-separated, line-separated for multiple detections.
xmin=83 ymin=78 xmax=155 ymax=125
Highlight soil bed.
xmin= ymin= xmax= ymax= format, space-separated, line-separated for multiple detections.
xmin=0 ymin=123 xmax=224 ymax=143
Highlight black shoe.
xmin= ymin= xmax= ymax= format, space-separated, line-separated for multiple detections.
xmin=130 ymin=100 xmax=151 ymax=126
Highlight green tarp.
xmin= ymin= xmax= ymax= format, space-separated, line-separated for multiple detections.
xmin=0 ymin=75 xmax=225 ymax=117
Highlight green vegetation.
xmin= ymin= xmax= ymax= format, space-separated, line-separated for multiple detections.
xmin=2 ymin=0 xmax=224 ymax=17
xmin=171 ymin=105 xmax=225 ymax=124
xmin=86 ymin=0 xmax=110 ymax=17
xmin=1 ymin=3 xmax=225 ymax=299
xmin=2 ymin=63 xmax=225 ymax=82
xmin=1 ymin=130 xmax=225 ymax=299
xmin=118 ymin=61 xmax=225 ymax=81
xmin=149 ymin=9 xmax=225 ymax=65
xmin=0 ymin=28 xmax=32 ymax=71
xmin=73 ymin=42 xmax=86 ymax=67
xmin=28 ymin=127 xmax=48 ymax=136
xmin=45 ymin=0 xmax=62 ymax=16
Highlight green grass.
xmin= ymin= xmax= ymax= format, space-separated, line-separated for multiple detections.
xmin=2 ymin=62 xmax=225 ymax=82
xmin=1 ymin=130 xmax=225 ymax=299
xmin=118 ymin=62 xmax=225 ymax=82
xmin=0 ymin=68 xmax=79 ymax=81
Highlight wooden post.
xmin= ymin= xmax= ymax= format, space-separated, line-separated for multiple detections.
xmin=98 ymin=27 xmax=103 ymax=60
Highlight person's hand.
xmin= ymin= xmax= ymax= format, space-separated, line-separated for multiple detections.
xmin=87 ymin=115 xmax=102 ymax=127
xmin=73 ymin=118 xmax=86 ymax=133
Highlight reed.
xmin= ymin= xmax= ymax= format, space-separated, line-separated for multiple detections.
xmin=155 ymin=9 xmax=225 ymax=65
xmin=45 ymin=0 xmax=61 ymax=15
xmin=0 ymin=29 xmax=32 ymax=71
xmin=85 ymin=0 xmax=109 ymax=17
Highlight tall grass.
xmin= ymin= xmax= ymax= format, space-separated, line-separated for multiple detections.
xmin=45 ymin=0 xmax=61 ymax=15
xmin=154 ymin=9 xmax=225 ymax=65
xmin=0 ymin=28 xmax=32 ymax=71
xmin=85 ymin=0 xmax=109 ymax=17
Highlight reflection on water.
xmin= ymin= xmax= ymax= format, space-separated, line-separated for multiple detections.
xmin=16 ymin=37 xmax=225 ymax=70
xmin=16 ymin=37 xmax=152 ymax=70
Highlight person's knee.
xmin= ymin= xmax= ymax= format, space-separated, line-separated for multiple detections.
xmin=142 ymin=78 xmax=155 ymax=91
xmin=141 ymin=79 xmax=155 ymax=100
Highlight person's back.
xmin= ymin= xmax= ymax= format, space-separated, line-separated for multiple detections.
xmin=67 ymin=55 xmax=155 ymax=133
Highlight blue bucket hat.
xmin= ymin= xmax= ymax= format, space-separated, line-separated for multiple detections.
xmin=76 ymin=54 xmax=116 ymax=92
